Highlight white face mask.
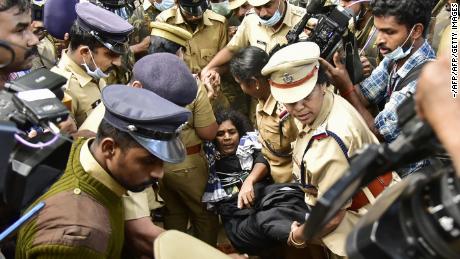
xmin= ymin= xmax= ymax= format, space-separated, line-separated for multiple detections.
xmin=81 ymin=49 xmax=109 ymax=79
xmin=385 ymin=26 xmax=415 ymax=61
xmin=259 ymin=0 xmax=282 ymax=27
xmin=154 ymin=0 xmax=175 ymax=12
xmin=210 ymin=0 xmax=231 ymax=16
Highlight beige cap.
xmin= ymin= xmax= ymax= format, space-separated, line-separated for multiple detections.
xmin=247 ymin=0 xmax=269 ymax=7
xmin=154 ymin=230 xmax=232 ymax=259
xmin=261 ymin=41 xmax=320 ymax=104
xmin=229 ymin=0 xmax=247 ymax=10
xmin=150 ymin=22 xmax=193 ymax=47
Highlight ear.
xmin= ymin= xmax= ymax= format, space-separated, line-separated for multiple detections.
xmin=131 ymin=80 xmax=143 ymax=89
xmin=250 ymin=76 xmax=259 ymax=88
xmin=100 ymin=138 xmax=117 ymax=159
xmin=79 ymin=46 xmax=90 ymax=57
xmin=412 ymin=23 xmax=424 ymax=40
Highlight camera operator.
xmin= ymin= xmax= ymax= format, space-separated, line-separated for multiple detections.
xmin=0 ymin=0 xmax=39 ymax=88
xmin=415 ymin=52 xmax=460 ymax=177
xmin=320 ymin=0 xmax=435 ymax=177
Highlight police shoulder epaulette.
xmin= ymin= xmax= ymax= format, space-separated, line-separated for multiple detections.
xmin=157 ymin=8 xmax=176 ymax=22
xmin=279 ymin=109 xmax=290 ymax=122
xmin=246 ymin=8 xmax=256 ymax=15
xmin=206 ymin=10 xmax=226 ymax=23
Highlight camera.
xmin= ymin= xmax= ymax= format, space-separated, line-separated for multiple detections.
xmin=0 ymin=68 xmax=72 ymax=224
xmin=273 ymin=0 xmax=364 ymax=84
xmin=301 ymin=92 xmax=459 ymax=258
xmin=347 ymin=164 xmax=460 ymax=259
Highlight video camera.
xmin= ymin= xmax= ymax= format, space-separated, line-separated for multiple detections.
xmin=0 ymin=67 xmax=72 ymax=229
xmin=302 ymin=92 xmax=459 ymax=258
xmin=272 ymin=0 xmax=364 ymax=84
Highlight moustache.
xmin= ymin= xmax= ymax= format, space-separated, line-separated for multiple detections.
xmin=24 ymin=46 xmax=38 ymax=59
xmin=260 ymin=16 xmax=272 ymax=21
xmin=129 ymin=178 xmax=159 ymax=193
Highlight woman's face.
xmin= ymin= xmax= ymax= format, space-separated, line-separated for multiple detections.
xmin=284 ymin=84 xmax=326 ymax=126
xmin=216 ymin=120 xmax=240 ymax=156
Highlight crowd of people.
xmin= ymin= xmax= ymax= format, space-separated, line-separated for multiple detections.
xmin=0 ymin=0 xmax=458 ymax=258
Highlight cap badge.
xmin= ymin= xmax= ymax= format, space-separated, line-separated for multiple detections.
xmin=282 ymin=73 xmax=294 ymax=83
xmin=127 ymin=125 xmax=137 ymax=132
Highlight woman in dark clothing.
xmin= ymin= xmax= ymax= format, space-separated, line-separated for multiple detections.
xmin=203 ymin=109 xmax=308 ymax=255
xmin=213 ymin=109 xmax=270 ymax=206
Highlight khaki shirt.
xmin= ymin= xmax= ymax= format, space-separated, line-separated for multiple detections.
xmin=256 ymin=94 xmax=297 ymax=183
xmin=123 ymin=82 xmax=216 ymax=220
xmin=80 ymin=138 xmax=126 ymax=197
xmin=226 ymin=3 xmax=305 ymax=53
xmin=51 ymin=52 xmax=105 ymax=127
xmin=156 ymin=7 xmax=228 ymax=73
xmin=292 ymin=90 xmax=379 ymax=256
xmin=32 ymin=36 xmax=57 ymax=70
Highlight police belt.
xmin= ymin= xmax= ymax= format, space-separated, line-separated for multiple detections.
xmin=186 ymin=144 xmax=201 ymax=155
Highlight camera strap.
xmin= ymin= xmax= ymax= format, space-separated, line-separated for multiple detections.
xmin=299 ymin=130 xmax=393 ymax=211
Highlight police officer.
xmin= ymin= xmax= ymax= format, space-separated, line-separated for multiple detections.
xmin=128 ymin=54 xmax=219 ymax=247
xmin=229 ymin=46 xmax=298 ymax=186
xmin=51 ymin=2 xmax=133 ymax=128
xmin=78 ymin=24 xmax=218 ymax=252
xmin=261 ymin=42 xmax=397 ymax=257
xmin=16 ymin=84 xmax=191 ymax=258
xmin=156 ymin=0 xmax=228 ymax=75
xmin=78 ymin=21 xmax=194 ymax=134
xmin=201 ymin=0 xmax=306 ymax=80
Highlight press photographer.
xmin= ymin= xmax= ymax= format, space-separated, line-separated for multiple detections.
xmin=0 ymin=0 xmax=39 ymax=88
xmin=0 ymin=0 xmax=79 ymax=247
xmin=320 ymin=0 xmax=435 ymax=178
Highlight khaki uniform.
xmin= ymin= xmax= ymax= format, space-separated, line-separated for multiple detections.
xmin=156 ymin=7 xmax=228 ymax=74
xmin=256 ymin=94 xmax=298 ymax=183
xmin=430 ymin=8 xmax=451 ymax=52
xmin=226 ymin=3 xmax=305 ymax=53
xmin=292 ymin=90 xmax=379 ymax=256
xmin=117 ymin=83 xmax=219 ymax=245
xmin=31 ymin=35 xmax=57 ymax=70
xmin=51 ymin=52 xmax=106 ymax=127
xmin=159 ymin=83 xmax=219 ymax=245
xmin=438 ymin=22 xmax=460 ymax=56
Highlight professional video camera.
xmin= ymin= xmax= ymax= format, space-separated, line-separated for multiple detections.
xmin=0 ymin=41 xmax=72 ymax=230
xmin=271 ymin=0 xmax=364 ymax=84
xmin=302 ymin=92 xmax=459 ymax=258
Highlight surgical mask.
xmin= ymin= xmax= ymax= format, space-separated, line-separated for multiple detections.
xmin=210 ymin=1 xmax=231 ymax=16
xmin=81 ymin=50 xmax=109 ymax=79
xmin=154 ymin=0 xmax=175 ymax=12
xmin=259 ymin=0 xmax=282 ymax=27
xmin=385 ymin=27 xmax=415 ymax=61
